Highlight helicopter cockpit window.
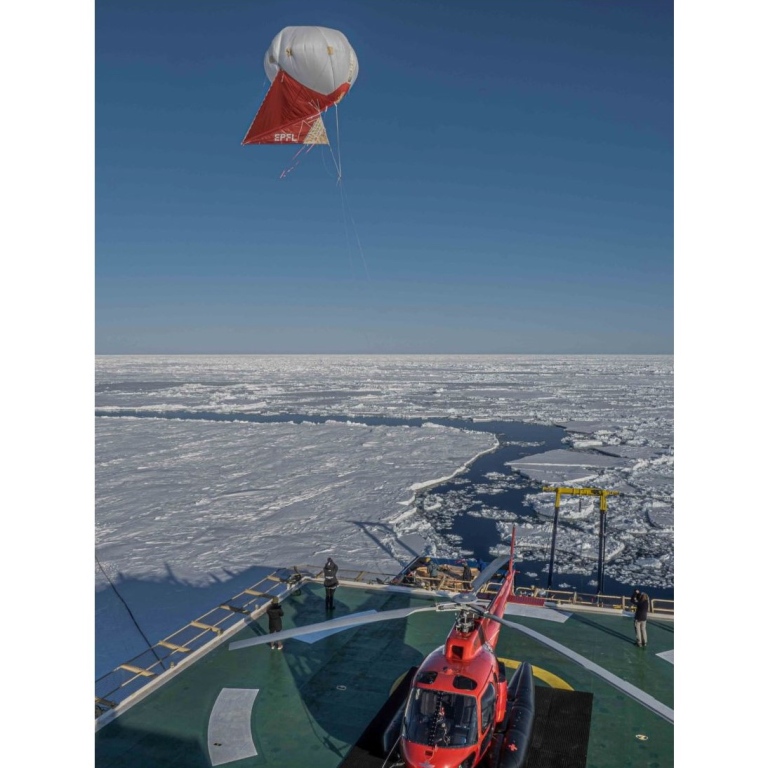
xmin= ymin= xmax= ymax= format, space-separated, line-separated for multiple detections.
xmin=453 ymin=675 xmax=477 ymax=690
xmin=416 ymin=671 xmax=438 ymax=685
xmin=480 ymin=682 xmax=497 ymax=732
xmin=402 ymin=687 xmax=479 ymax=747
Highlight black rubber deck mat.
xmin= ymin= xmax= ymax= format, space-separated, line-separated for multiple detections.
xmin=338 ymin=667 xmax=417 ymax=768
xmin=521 ymin=687 xmax=593 ymax=768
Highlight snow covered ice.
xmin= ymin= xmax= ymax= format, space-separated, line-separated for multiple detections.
xmin=96 ymin=354 xmax=673 ymax=676
xmin=96 ymin=416 xmax=494 ymax=581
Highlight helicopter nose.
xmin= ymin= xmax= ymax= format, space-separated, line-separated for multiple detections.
xmin=401 ymin=741 xmax=476 ymax=768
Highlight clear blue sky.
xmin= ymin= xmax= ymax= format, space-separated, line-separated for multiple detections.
xmin=96 ymin=0 xmax=673 ymax=354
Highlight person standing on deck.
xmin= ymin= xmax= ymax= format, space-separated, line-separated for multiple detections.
xmin=461 ymin=563 xmax=473 ymax=591
xmin=424 ymin=557 xmax=439 ymax=584
xmin=267 ymin=597 xmax=284 ymax=650
xmin=630 ymin=588 xmax=650 ymax=647
xmin=323 ymin=557 xmax=339 ymax=610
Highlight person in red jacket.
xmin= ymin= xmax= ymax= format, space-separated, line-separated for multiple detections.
xmin=631 ymin=588 xmax=650 ymax=647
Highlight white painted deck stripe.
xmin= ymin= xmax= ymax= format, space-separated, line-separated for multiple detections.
xmin=207 ymin=688 xmax=259 ymax=766
xmin=502 ymin=620 xmax=674 ymax=724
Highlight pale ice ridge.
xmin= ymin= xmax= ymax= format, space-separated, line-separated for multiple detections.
xmin=96 ymin=354 xmax=672 ymax=447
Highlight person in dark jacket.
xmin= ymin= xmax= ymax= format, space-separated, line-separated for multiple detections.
xmin=267 ymin=597 xmax=284 ymax=650
xmin=424 ymin=557 xmax=439 ymax=582
xmin=461 ymin=563 xmax=473 ymax=591
xmin=323 ymin=557 xmax=339 ymax=610
xmin=630 ymin=588 xmax=650 ymax=647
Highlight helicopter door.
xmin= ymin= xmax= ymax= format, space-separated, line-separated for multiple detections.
xmin=479 ymin=682 xmax=497 ymax=754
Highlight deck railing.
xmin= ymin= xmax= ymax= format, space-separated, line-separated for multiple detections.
xmin=95 ymin=563 xmax=673 ymax=719
xmin=513 ymin=585 xmax=674 ymax=616
xmin=95 ymin=564 xmax=399 ymax=718
xmin=95 ymin=566 xmax=311 ymax=717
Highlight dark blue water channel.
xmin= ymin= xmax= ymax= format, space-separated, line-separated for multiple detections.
xmin=97 ymin=409 xmax=672 ymax=601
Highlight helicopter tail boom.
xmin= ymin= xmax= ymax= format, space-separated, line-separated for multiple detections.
xmin=480 ymin=527 xmax=517 ymax=648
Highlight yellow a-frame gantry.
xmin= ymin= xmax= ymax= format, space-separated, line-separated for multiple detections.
xmin=541 ymin=486 xmax=620 ymax=594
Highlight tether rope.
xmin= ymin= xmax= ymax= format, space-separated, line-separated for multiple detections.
xmin=96 ymin=554 xmax=165 ymax=669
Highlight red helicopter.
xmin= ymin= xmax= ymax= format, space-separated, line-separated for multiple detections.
xmin=229 ymin=527 xmax=536 ymax=768
xmin=392 ymin=527 xmax=535 ymax=768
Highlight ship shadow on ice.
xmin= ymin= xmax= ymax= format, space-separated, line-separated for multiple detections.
xmin=95 ymin=563 xmax=277 ymax=678
xmin=351 ymin=519 xmax=425 ymax=563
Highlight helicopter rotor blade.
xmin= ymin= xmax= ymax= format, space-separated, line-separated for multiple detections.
xmin=229 ymin=602 xmax=460 ymax=651
xmin=429 ymin=590 xmax=484 ymax=608
xmin=430 ymin=553 xmax=511 ymax=607
xmin=474 ymin=609 xmax=673 ymax=724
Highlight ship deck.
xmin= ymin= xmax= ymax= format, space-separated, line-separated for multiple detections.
xmin=95 ymin=581 xmax=673 ymax=768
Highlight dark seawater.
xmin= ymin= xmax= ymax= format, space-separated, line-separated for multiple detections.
xmin=97 ymin=410 xmax=673 ymax=601
xmin=413 ymin=419 xmax=674 ymax=602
